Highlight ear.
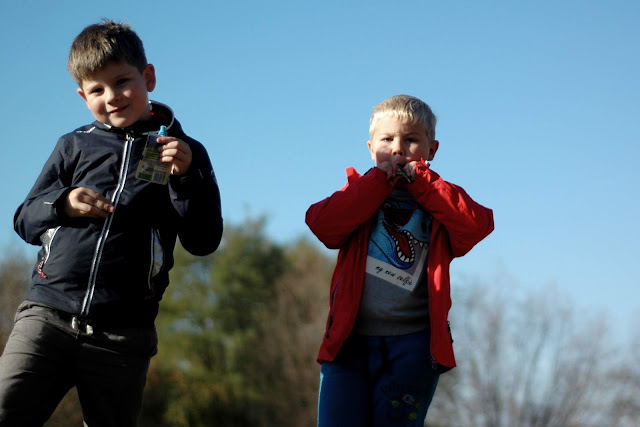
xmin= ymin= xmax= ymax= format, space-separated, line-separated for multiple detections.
xmin=143 ymin=64 xmax=157 ymax=92
xmin=428 ymin=140 xmax=439 ymax=161
xmin=367 ymin=140 xmax=376 ymax=161
xmin=77 ymin=87 xmax=88 ymax=103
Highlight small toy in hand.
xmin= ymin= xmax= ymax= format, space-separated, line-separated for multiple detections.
xmin=396 ymin=167 xmax=414 ymax=183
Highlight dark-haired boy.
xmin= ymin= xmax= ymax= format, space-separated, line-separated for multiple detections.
xmin=0 ymin=19 xmax=223 ymax=426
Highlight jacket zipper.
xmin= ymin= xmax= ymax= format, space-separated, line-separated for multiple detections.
xmin=79 ymin=132 xmax=134 ymax=320
xmin=426 ymin=219 xmax=442 ymax=368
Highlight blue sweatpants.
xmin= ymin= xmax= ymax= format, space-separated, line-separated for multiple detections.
xmin=318 ymin=330 xmax=440 ymax=427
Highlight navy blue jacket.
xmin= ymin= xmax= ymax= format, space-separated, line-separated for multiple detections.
xmin=14 ymin=102 xmax=223 ymax=327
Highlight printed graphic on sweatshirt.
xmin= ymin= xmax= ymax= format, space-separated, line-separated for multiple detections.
xmin=366 ymin=192 xmax=431 ymax=292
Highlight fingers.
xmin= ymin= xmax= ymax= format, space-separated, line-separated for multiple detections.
xmin=402 ymin=162 xmax=417 ymax=182
xmin=65 ymin=188 xmax=114 ymax=219
xmin=377 ymin=164 xmax=402 ymax=186
xmin=156 ymin=137 xmax=192 ymax=175
xmin=377 ymin=161 xmax=421 ymax=186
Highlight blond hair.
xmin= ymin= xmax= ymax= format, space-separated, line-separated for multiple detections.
xmin=67 ymin=19 xmax=147 ymax=85
xmin=369 ymin=95 xmax=437 ymax=142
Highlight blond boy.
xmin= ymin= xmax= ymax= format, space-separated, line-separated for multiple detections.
xmin=306 ymin=95 xmax=493 ymax=426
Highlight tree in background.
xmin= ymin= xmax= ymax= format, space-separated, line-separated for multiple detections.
xmin=2 ymin=226 xmax=638 ymax=426
xmin=595 ymin=321 xmax=640 ymax=426
xmin=259 ymin=236 xmax=332 ymax=426
xmin=0 ymin=247 xmax=30 ymax=349
xmin=427 ymin=274 xmax=640 ymax=427
xmin=145 ymin=217 xmax=332 ymax=426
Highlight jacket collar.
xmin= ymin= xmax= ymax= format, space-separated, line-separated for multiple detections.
xmin=93 ymin=100 xmax=176 ymax=136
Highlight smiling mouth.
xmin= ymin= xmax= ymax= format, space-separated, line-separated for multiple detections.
xmin=109 ymin=105 xmax=128 ymax=114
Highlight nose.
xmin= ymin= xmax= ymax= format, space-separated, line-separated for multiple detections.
xmin=104 ymin=87 xmax=120 ymax=104
xmin=391 ymin=138 xmax=404 ymax=156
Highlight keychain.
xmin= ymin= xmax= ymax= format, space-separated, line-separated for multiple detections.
xmin=136 ymin=125 xmax=170 ymax=185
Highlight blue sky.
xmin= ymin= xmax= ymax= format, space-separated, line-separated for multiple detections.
xmin=1 ymin=1 xmax=638 ymax=343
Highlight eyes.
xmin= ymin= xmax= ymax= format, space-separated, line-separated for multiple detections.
xmin=380 ymin=136 xmax=421 ymax=144
xmin=87 ymin=77 xmax=131 ymax=96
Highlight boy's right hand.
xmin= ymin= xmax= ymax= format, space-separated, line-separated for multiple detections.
xmin=64 ymin=187 xmax=114 ymax=219
xmin=377 ymin=160 xmax=426 ymax=186
xmin=376 ymin=162 xmax=404 ymax=186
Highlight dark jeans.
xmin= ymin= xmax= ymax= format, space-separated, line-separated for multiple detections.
xmin=0 ymin=301 xmax=157 ymax=427
xmin=318 ymin=330 xmax=440 ymax=427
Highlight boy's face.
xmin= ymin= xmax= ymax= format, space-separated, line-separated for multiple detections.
xmin=77 ymin=62 xmax=156 ymax=129
xmin=367 ymin=115 xmax=438 ymax=166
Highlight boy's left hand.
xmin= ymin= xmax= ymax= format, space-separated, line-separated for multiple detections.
xmin=399 ymin=161 xmax=420 ymax=183
xmin=392 ymin=160 xmax=424 ymax=185
xmin=156 ymin=136 xmax=192 ymax=176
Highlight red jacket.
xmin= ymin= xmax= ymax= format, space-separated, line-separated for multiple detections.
xmin=305 ymin=161 xmax=494 ymax=369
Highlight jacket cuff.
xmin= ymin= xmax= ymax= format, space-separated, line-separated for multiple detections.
xmin=52 ymin=188 xmax=75 ymax=223
xmin=169 ymin=166 xmax=216 ymax=196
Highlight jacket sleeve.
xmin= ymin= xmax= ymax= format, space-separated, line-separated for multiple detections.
xmin=305 ymin=167 xmax=393 ymax=249
xmin=14 ymin=138 xmax=75 ymax=245
xmin=408 ymin=160 xmax=494 ymax=257
xmin=168 ymin=136 xmax=223 ymax=256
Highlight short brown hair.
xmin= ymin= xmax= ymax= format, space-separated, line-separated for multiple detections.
xmin=67 ymin=19 xmax=147 ymax=85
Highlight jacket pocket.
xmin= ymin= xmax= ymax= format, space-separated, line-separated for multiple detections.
xmin=37 ymin=227 xmax=60 ymax=278
xmin=146 ymin=229 xmax=165 ymax=298
xmin=325 ymin=272 xmax=344 ymax=338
